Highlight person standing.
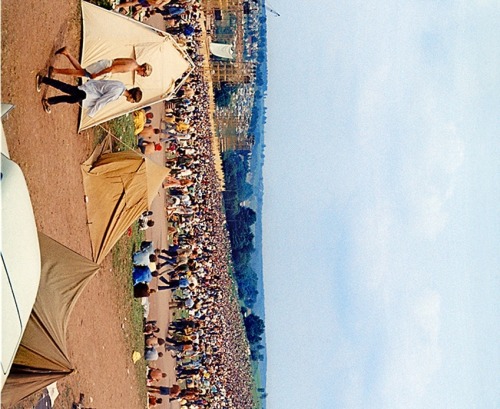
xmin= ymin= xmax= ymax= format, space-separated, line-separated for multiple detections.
xmin=51 ymin=47 xmax=153 ymax=79
xmin=37 ymin=74 xmax=142 ymax=116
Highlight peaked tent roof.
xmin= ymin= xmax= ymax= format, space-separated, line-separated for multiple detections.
xmin=1 ymin=233 xmax=100 ymax=407
xmin=81 ymin=148 xmax=170 ymax=264
xmin=209 ymin=42 xmax=235 ymax=59
xmin=79 ymin=2 xmax=195 ymax=131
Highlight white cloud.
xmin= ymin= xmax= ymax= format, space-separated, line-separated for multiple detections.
xmin=413 ymin=290 xmax=442 ymax=343
xmin=379 ymin=291 xmax=442 ymax=408
xmin=407 ymin=127 xmax=465 ymax=239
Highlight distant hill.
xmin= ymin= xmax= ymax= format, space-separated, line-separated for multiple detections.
xmin=245 ymin=2 xmax=269 ymax=399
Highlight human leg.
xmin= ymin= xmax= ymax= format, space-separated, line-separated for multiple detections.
xmin=157 ymin=264 xmax=174 ymax=276
xmin=39 ymin=76 xmax=86 ymax=111
xmin=56 ymin=47 xmax=85 ymax=71
xmin=51 ymin=67 xmax=87 ymax=77
xmin=158 ymin=254 xmax=177 ymax=264
xmin=41 ymin=76 xmax=83 ymax=96
xmin=46 ymin=94 xmax=85 ymax=105
xmin=158 ymin=276 xmax=170 ymax=285
xmin=158 ymin=278 xmax=179 ymax=290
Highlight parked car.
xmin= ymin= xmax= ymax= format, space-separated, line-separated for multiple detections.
xmin=1 ymin=118 xmax=41 ymax=389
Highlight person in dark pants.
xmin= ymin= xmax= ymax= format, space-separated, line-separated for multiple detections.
xmin=36 ymin=74 xmax=142 ymax=115
xmin=157 ymin=276 xmax=189 ymax=291
xmin=147 ymin=385 xmax=180 ymax=397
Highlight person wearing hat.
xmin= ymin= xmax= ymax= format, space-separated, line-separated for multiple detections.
xmin=50 ymin=46 xmax=153 ymax=79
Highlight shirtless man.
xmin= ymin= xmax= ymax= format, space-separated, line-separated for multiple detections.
xmin=50 ymin=47 xmax=152 ymax=79
xmin=138 ymin=125 xmax=161 ymax=138
xmin=148 ymin=368 xmax=167 ymax=382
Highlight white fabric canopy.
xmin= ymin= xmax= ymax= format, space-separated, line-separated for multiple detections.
xmin=209 ymin=42 xmax=235 ymax=60
xmin=79 ymin=2 xmax=194 ymax=130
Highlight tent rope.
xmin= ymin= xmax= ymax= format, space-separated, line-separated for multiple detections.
xmin=84 ymin=111 xmax=150 ymax=161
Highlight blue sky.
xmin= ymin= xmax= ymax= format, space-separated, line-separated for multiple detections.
xmin=262 ymin=1 xmax=499 ymax=408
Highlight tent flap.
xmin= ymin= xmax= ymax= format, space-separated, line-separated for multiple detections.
xmin=79 ymin=2 xmax=194 ymax=130
xmin=1 ymin=233 xmax=99 ymax=407
xmin=81 ymin=149 xmax=170 ymax=263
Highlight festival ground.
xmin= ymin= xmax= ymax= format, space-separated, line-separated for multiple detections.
xmin=2 ymin=1 xmax=250 ymax=408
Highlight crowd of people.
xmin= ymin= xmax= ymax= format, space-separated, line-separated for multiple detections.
xmin=123 ymin=4 xmax=256 ymax=407
xmin=113 ymin=0 xmax=203 ymax=41
xmin=130 ymin=75 xmax=255 ymax=407
xmin=34 ymin=1 xmax=256 ymax=406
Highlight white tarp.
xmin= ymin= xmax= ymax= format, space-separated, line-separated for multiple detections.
xmin=79 ymin=2 xmax=195 ymax=131
xmin=209 ymin=42 xmax=235 ymax=60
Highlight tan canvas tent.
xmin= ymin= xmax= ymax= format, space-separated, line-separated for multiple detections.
xmin=79 ymin=2 xmax=195 ymax=131
xmin=1 ymin=233 xmax=100 ymax=407
xmin=81 ymin=148 xmax=170 ymax=264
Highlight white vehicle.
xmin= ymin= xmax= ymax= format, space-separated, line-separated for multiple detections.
xmin=1 ymin=114 xmax=41 ymax=389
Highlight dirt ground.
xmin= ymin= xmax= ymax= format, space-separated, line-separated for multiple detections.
xmin=1 ymin=1 xmax=152 ymax=408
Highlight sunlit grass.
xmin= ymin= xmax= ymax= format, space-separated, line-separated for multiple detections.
xmin=110 ymin=198 xmax=147 ymax=401
xmin=93 ymin=114 xmax=136 ymax=151
xmin=90 ymin=110 xmax=147 ymax=400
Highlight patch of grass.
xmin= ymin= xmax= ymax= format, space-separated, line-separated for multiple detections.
xmin=95 ymin=113 xmax=143 ymax=397
xmin=109 ymin=115 xmax=137 ymax=150
xmin=111 ymin=223 xmax=148 ymax=402
xmin=86 ymin=0 xmax=114 ymax=10
xmin=251 ymin=363 xmax=265 ymax=409
xmin=92 ymin=114 xmax=136 ymax=150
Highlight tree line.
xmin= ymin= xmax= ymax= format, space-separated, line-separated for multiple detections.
xmin=223 ymin=151 xmax=265 ymax=359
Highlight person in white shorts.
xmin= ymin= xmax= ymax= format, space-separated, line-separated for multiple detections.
xmin=49 ymin=46 xmax=152 ymax=79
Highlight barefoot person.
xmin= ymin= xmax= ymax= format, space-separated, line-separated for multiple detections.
xmin=51 ymin=47 xmax=152 ymax=79
xmin=37 ymin=74 xmax=142 ymax=116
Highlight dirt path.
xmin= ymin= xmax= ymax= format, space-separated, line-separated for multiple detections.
xmin=2 ymin=1 xmax=145 ymax=408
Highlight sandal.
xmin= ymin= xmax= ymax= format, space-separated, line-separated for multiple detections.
xmin=54 ymin=46 xmax=67 ymax=55
xmin=41 ymin=99 xmax=51 ymax=114
xmin=36 ymin=74 xmax=43 ymax=92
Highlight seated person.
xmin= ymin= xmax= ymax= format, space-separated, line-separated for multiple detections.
xmin=137 ymin=138 xmax=162 ymax=155
xmin=144 ymin=346 xmax=164 ymax=361
xmin=132 ymin=265 xmax=158 ymax=286
xmin=138 ymin=215 xmax=155 ymax=230
xmin=145 ymin=336 xmax=165 ymax=348
xmin=144 ymin=322 xmax=160 ymax=335
xmin=148 ymin=395 xmax=163 ymax=407
xmin=133 ymin=282 xmax=156 ymax=298
xmin=138 ymin=125 xmax=161 ymax=138
xmin=147 ymin=367 xmax=167 ymax=382
xmin=133 ymin=249 xmax=157 ymax=266
xmin=133 ymin=109 xmax=147 ymax=135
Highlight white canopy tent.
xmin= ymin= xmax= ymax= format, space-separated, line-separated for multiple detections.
xmin=209 ymin=42 xmax=235 ymax=60
xmin=79 ymin=2 xmax=195 ymax=131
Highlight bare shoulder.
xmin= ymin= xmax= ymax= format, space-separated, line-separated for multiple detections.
xmin=112 ymin=58 xmax=139 ymax=71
